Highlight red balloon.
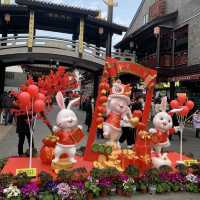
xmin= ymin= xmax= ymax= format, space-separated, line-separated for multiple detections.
xmin=170 ymin=100 xmax=180 ymax=109
xmin=34 ymin=100 xmax=45 ymax=113
xmin=177 ymin=95 xmax=187 ymax=105
xmin=18 ymin=92 xmax=31 ymax=106
xmin=186 ymin=100 xmax=194 ymax=110
xmin=179 ymin=106 xmax=189 ymax=117
xmin=37 ymin=93 xmax=46 ymax=101
xmin=133 ymin=110 xmax=143 ymax=119
xmin=27 ymin=84 xmax=39 ymax=97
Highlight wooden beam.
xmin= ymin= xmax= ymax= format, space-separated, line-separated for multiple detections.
xmin=79 ymin=17 xmax=84 ymax=55
xmin=28 ymin=10 xmax=35 ymax=52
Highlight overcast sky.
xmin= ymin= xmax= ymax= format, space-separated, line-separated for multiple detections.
xmin=38 ymin=0 xmax=142 ymax=45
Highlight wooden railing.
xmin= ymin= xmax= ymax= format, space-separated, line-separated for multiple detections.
xmin=138 ymin=51 xmax=188 ymax=67
xmin=0 ymin=36 xmax=136 ymax=63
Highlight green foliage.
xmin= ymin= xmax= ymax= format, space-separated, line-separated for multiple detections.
xmin=38 ymin=191 xmax=54 ymax=200
xmin=159 ymin=165 xmax=173 ymax=173
xmin=185 ymin=183 xmax=199 ymax=193
xmin=156 ymin=182 xmax=171 ymax=193
xmin=125 ymin=165 xmax=139 ymax=177
xmin=0 ymin=173 xmax=13 ymax=188
xmin=145 ymin=168 xmax=160 ymax=185
xmin=38 ymin=171 xmax=53 ymax=186
xmin=176 ymin=164 xmax=187 ymax=175
xmin=14 ymin=172 xmax=31 ymax=188
xmin=57 ymin=170 xmax=73 ymax=183
xmin=85 ymin=180 xmax=100 ymax=197
xmin=91 ymin=144 xmax=112 ymax=154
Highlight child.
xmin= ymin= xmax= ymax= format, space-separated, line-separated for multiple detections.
xmin=192 ymin=110 xmax=200 ymax=138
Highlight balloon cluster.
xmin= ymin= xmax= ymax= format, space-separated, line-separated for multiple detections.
xmin=18 ymin=84 xmax=45 ymax=113
xmin=170 ymin=94 xmax=194 ymax=117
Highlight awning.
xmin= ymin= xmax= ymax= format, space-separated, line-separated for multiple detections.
xmin=168 ymin=74 xmax=200 ymax=82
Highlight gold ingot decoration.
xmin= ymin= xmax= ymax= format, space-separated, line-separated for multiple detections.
xmin=101 ymin=89 xmax=107 ymax=95
xmin=129 ymin=117 xmax=139 ymax=127
xmin=51 ymin=159 xmax=73 ymax=174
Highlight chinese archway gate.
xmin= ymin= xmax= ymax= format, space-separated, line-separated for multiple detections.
xmin=84 ymin=58 xmax=157 ymax=161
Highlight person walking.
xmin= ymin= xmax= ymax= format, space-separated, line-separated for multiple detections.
xmin=192 ymin=110 xmax=200 ymax=138
xmin=84 ymin=96 xmax=94 ymax=132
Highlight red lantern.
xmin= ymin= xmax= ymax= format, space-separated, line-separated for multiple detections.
xmin=186 ymin=100 xmax=194 ymax=110
xmin=99 ymin=96 xmax=108 ymax=103
xmin=40 ymin=146 xmax=54 ymax=164
xmin=133 ymin=110 xmax=143 ymax=119
xmin=177 ymin=95 xmax=187 ymax=105
xmin=27 ymin=84 xmax=39 ymax=97
xmin=96 ymin=117 xmax=104 ymax=124
xmin=34 ymin=100 xmax=45 ymax=113
xmin=99 ymin=82 xmax=109 ymax=90
xmin=97 ymin=106 xmax=106 ymax=113
xmin=37 ymin=93 xmax=46 ymax=101
xmin=170 ymin=100 xmax=180 ymax=109
xmin=18 ymin=92 xmax=31 ymax=107
xmin=179 ymin=106 xmax=189 ymax=117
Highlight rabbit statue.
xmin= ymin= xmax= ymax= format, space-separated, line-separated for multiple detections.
xmin=52 ymin=91 xmax=84 ymax=164
xmin=150 ymin=96 xmax=181 ymax=168
xmin=103 ymin=80 xmax=138 ymax=147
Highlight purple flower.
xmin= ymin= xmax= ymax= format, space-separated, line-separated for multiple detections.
xmin=21 ymin=182 xmax=39 ymax=198
xmin=118 ymin=174 xmax=129 ymax=182
xmin=56 ymin=183 xmax=71 ymax=199
xmin=98 ymin=177 xmax=112 ymax=187
xmin=70 ymin=180 xmax=84 ymax=190
xmin=44 ymin=181 xmax=58 ymax=192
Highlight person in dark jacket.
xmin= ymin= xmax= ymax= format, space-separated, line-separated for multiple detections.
xmin=16 ymin=114 xmax=35 ymax=156
xmin=84 ymin=96 xmax=94 ymax=132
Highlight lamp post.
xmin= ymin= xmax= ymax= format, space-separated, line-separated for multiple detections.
xmin=103 ymin=0 xmax=118 ymax=57
xmin=154 ymin=26 xmax=161 ymax=68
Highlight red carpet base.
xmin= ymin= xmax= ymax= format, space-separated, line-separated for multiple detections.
xmin=1 ymin=152 xmax=190 ymax=177
xmin=1 ymin=156 xmax=93 ymax=177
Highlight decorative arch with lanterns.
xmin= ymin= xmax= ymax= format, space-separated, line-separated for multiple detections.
xmin=84 ymin=57 xmax=157 ymax=161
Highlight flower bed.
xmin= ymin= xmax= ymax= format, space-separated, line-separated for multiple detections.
xmin=0 ymin=163 xmax=200 ymax=199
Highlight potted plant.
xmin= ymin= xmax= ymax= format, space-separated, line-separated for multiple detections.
xmin=145 ymin=168 xmax=160 ymax=194
xmin=121 ymin=177 xmax=135 ymax=197
xmin=3 ymin=184 xmax=22 ymax=200
xmin=85 ymin=177 xmax=100 ymax=200
xmin=38 ymin=171 xmax=53 ymax=187
xmin=21 ymin=182 xmax=39 ymax=200
xmin=185 ymin=174 xmax=199 ymax=193
xmin=125 ymin=165 xmax=140 ymax=178
xmin=98 ymin=177 xmax=112 ymax=197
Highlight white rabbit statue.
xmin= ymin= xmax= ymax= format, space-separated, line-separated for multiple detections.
xmin=103 ymin=80 xmax=138 ymax=147
xmin=52 ymin=91 xmax=84 ymax=164
xmin=150 ymin=96 xmax=181 ymax=168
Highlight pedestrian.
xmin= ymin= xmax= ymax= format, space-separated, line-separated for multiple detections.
xmin=16 ymin=114 xmax=36 ymax=156
xmin=84 ymin=96 xmax=94 ymax=132
xmin=1 ymin=91 xmax=13 ymax=125
xmin=192 ymin=110 xmax=200 ymax=138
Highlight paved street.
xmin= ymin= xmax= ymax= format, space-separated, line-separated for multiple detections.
xmin=0 ymin=107 xmax=200 ymax=200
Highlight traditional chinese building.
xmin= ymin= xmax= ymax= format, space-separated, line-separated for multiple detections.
xmin=115 ymin=0 xmax=200 ymax=105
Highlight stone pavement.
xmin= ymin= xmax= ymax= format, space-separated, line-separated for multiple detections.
xmin=97 ymin=193 xmax=200 ymax=200
xmin=0 ymin=107 xmax=200 ymax=200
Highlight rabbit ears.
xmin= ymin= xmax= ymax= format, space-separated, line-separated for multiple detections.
xmin=56 ymin=91 xmax=65 ymax=110
xmin=161 ymin=96 xmax=167 ymax=112
xmin=56 ymin=91 xmax=80 ymax=110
